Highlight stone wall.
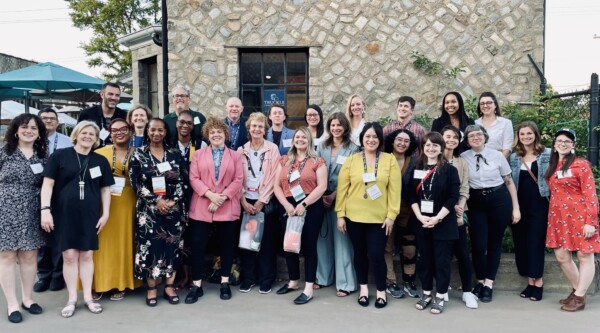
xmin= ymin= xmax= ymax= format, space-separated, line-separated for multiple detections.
xmin=0 ymin=53 xmax=36 ymax=74
xmin=166 ymin=0 xmax=544 ymax=119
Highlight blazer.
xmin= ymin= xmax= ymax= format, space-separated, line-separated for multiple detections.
xmin=188 ymin=146 xmax=244 ymax=222
xmin=408 ymin=162 xmax=460 ymax=240
xmin=237 ymin=140 xmax=281 ymax=204
xmin=508 ymin=148 xmax=551 ymax=197
xmin=267 ymin=126 xmax=295 ymax=156
xmin=317 ymin=141 xmax=359 ymax=193
xmin=225 ymin=116 xmax=248 ymax=150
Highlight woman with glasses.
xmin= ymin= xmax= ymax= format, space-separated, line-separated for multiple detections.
xmin=345 ymin=94 xmax=367 ymax=146
xmin=305 ymin=105 xmax=325 ymax=147
xmin=460 ymin=124 xmax=520 ymax=303
xmin=475 ymin=92 xmax=514 ymax=158
xmin=127 ymin=104 xmax=152 ymax=148
xmin=544 ymin=129 xmax=599 ymax=312
xmin=92 ymin=119 xmax=141 ymax=301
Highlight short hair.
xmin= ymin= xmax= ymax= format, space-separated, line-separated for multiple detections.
xmin=305 ymin=104 xmax=324 ymax=138
xmin=71 ymin=121 xmax=101 ymax=148
xmin=397 ymin=96 xmax=416 ymax=110
xmin=464 ymin=124 xmax=489 ymax=146
xmin=358 ymin=122 xmax=384 ymax=150
xmin=202 ymin=116 xmax=230 ymax=141
xmin=102 ymin=82 xmax=121 ymax=91
xmin=39 ymin=107 xmax=58 ymax=118
xmin=171 ymin=84 xmax=190 ymax=97
xmin=323 ymin=112 xmax=352 ymax=148
xmin=108 ymin=118 xmax=131 ymax=132
xmin=245 ymin=112 xmax=269 ymax=140
xmin=3 ymin=113 xmax=48 ymax=158
xmin=127 ymin=104 xmax=153 ymax=125
xmin=267 ymin=104 xmax=288 ymax=125
xmin=417 ymin=132 xmax=446 ymax=169
xmin=440 ymin=125 xmax=462 ymax=157
xmin=345 ymin=94 xmax=366 ymax=122
xmin=476 ymin=91 xmax=501 ymax=117
xmin=384 ymin=128 xmax=418 ymax=157
xmin=513 ymin=121 xmax=545 ymax=157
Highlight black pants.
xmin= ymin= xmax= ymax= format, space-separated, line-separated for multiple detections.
xmin=416 ymin=229 xmax=453 ymax=294
xmin=240 ymin=198 xmax=277 ymax=289
xmin=346 ymin=219 xmax=387 ymax=292
xmin=452 ymin=225 xmax=473 ymax=291
xmin=511 ymin=200 xmax=549 ymax=278
xmin=280 ymin=197 xmax=324 ymax=283
xmin=467 ymin=185 xmax=512 ymax=281
xmin=37 ymin=245 xmax=63 ymax=280
xmin=189 ymin=219 xmax=236 ymax=281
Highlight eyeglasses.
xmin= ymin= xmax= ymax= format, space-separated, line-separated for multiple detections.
xmin=173 ymin=94 xmax=189 ymax=99
xmin=178 ymin=120 xmax=194 ymax=126
xmin=306 ymin=114 xmax=319 ymax=118
xmin=555 ymin=139 xmax=573 ymax=145
xmin=41 ymin=117 xmax=57 ymax=122
xmin=110 ymin=126 xmax=130 ymax=134
xmin=479 ymin=101 xmax=494 ymax=106
xmin=467 ymin=133 xmax=484 ymax=139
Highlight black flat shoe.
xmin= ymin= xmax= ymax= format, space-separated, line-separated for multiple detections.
xmin=163 ymin=284 xmax=180 ymax=304
xmin=530 ymin=286 xmax=543 ymax=301
xmin=520 ymin=285 xmax=534 ymax=298
xmin=21 ymin=303 xmax=43 ymax=315
xmin=185 ymin=285 xmax=204 ymax=304
xmin=374 ymin=297 xmax=387 ymax=309
xmin=358 ymin=295 xmax=369 ymax=307
xmin=8 ymin=311 xmax=22 ymax=323
xmin=293 ymin=293 xmax=313 ymax=305
xmin=472 ymin=283 xmax=484 ymax=299
xmin=480 ymin=286 xmax=493 ymax=303
xmin=220 ymin=283 xmax=232 ymax=300
xmin=276 ymin=283 xmax=299 ymax=295
xmin=33 ymin=279 xmax=50 ymax=293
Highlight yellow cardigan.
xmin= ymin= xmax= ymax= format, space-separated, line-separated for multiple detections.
xmin=335 ymin=152 xmax=401 ymax=223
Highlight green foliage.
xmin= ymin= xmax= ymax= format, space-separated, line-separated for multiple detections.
xmin=444 ymin=66 xmax=466 ymax=79
xmin=378 ymin=116 xmax=392 ymax=127
xmin=463 ymin=95 xmax=478 ymax=120
xmin=410 ymin=51 xmax=442 ymax=76
xmin=65 ymin=0 xmax=160 ymax=80
xmin=414 ymin=113 xmax=433 ymax=130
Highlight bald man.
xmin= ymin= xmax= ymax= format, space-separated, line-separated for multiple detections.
xmin=224 ymin=97 xmax=248 ymax=150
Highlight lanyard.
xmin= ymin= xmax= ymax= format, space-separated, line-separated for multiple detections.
xmin=287 ymin=157 xmax=308 ymax=183
xmin=361 ymin=151 xmax=380 ymax=184
xmin=112 ymin=146 xmax=132 ymax=175
xmin=178 ymin=141 xmax=191 ymax=160
xmin=416 ymin=166 xmax=437 ymax=199
xmin=244 ymin=151 xmax=265 ymax=178
xmin=229 ymin=120 xmax=241 ymax=150
xmin=148 ymin=147 xmax=167 ymax=175
xmin=48 ymin=133 xmax=59 ymax=155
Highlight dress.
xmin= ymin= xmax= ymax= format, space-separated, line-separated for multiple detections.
xmin=129 ymin=146 xmax=186 ymax=280
xmin=0 ymin=148 xmax=46 ymax=251
xmin=546 ymin=158 xmax=600 ymax=253
xmin=43 ymin=147 xmax=114 ymax=252
xmin=92 ymin=146 xmax=142 ymax=292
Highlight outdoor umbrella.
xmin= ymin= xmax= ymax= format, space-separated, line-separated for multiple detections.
xmin=0 ymin=62 xmax=104 ymax=91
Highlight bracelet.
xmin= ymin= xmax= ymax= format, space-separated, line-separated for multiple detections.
xmin=40 ymin=206 xmax=51 ymax=211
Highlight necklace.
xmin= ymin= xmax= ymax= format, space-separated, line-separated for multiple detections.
xmin=75 ymin=152 xmax=89 ymax=200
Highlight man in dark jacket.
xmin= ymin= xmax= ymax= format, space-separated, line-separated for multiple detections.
xmin=78 ymin=82 xmax=127 ymax=147
xmin=164 ymin=85 xmax=207 ymax=143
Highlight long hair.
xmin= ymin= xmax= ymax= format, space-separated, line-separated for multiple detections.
xmin=71 ymin=120 xmax=101 ymax=149
xmin=476 ymin=91 xmax=501 ymax=117
xmin=345 ymin=94 xmax=366 ymax=126
xmin=384 ymin=128 xmax=417 ymax=157
xmin=416 ymin=132 xmax=447 ymax=170
xmin=323 ymin=112 xmax=352 ymax=148
xmin=3 ymin=113 xmax=48 ymax=158
xmin=440 ymin=125 xmax=462 ymax=157
xmin=513 ymin=121 xmax=545 ymax=157
xmin=544 ymin=137 xmax=577 ymax=181
xmin=305 ymin=104 xmax=324 ymax=138
xmin=286 ymin=126 xmax=319 ymax=166
xmin=440 ymin=91 xmax=471 ymax=131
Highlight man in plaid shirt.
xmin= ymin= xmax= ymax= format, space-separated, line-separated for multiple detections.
xmin=383 ymin=96 xmax=428 ymax=159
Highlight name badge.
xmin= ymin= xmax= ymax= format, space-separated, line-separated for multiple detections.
xmin=420 ymin=200 xmax=434 ymax=214
xmin=246 ymin=177 xmax=260 ymax=192
xmin=157 ymin=161 xmax=172 ymax=173
xmin=194 ymin=116 xmax=201 ymax=125
xmin=89 ymin=166 xmax=102 ymax=179
xmin=336 ymin=155 xmax=347 ymax=165
xmin=366 ymin=185 xmax=382 ymax=200
xmin=110 ymin=176 xmax=126 ymax=196
xmin=30 ymin=163 xmax=44 ymax=174
xmin=414 ymin=170 xmax=428 ymax=179
xmin=290 ymin=184 xmax=306 ymax=202
xmin=283 ymin=139 xmax=292 ymax=148
xmin=363 ymin=172 xmax=376 ymax=183
xmin=557 ymin=169 xmax=573 ymax=179
xmin=152 ymin=176 xmax=167 ymax=196
xmin=99 ymin=128 xmax=110 ymax=141
xmin=289 ymin=170 xmax=300 ymax=182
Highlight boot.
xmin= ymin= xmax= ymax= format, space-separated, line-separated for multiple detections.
xmin=559 ymin=289 xmax=575 ymax=305
xmin=560 ymin=294 xmax=586 ymax=312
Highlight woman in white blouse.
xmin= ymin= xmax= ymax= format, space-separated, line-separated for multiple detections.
xmin=345 ymin=94 xmax=366 ymax=146
xmin=474 ymin=92 xmax=513 ymax=158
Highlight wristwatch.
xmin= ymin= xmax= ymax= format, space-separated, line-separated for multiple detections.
xmin=301 ymin=202 xmax=308 ymax=208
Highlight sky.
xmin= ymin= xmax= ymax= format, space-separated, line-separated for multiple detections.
xmin=0 ymin=0 xmax=599 ymax=94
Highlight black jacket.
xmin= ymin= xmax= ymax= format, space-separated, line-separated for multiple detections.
xmin=78 ymin=104 xmax=127 ymax=147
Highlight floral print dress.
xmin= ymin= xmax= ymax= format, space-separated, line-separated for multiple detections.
xmin=546 ymin=158 xmax=600 ymax=253
xmin=129 ymin=146 xmax=187 ymax=280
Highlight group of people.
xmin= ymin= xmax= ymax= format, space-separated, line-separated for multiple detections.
xmin=0 ymin=83 xmax=598 ymax=324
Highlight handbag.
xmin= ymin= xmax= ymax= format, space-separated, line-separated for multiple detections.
xmin=519 ymin=157 xmax=550 ymax=202
xmin=238 ymin=211 xmax=265 ymax=252
xmin=283 ymin=213 xmax=306 ymax=254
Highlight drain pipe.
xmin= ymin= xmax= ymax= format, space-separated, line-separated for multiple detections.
xmin=528 ymin=54 xmax=546 ymax=96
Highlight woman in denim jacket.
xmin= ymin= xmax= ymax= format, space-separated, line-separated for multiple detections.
xmin=508 ymin=121 xmax=550 ymax=301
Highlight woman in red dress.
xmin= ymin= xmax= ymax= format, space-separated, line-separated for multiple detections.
xmin=544 ymin=128 xmax=599 ymax=312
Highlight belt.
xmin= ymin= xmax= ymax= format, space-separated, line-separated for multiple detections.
xmin=471 ymin=184 xmax=505 ymax=196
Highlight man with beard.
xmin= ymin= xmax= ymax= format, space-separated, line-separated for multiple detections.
xmin=78 ymin=82 xmax=127 ymax=147
xmin=224 ymin=97 xmax=248 ymax=150
xmin=164 ymin=86 xmax=207 ymax=143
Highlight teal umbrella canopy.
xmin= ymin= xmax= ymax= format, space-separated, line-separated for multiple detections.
xmin=0 ymin=62 xmax=104 ymax=90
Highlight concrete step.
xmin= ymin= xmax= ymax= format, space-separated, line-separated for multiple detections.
xmin=276 ymin=253 xmax=599 ymax=294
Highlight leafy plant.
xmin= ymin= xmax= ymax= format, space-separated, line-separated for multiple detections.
xmin=410 ymin=51 xmax=442 ymax=76
xmin=444 ymin=66 xmax=466 ymax=79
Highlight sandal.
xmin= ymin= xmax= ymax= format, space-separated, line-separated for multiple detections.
xmin=61 ymin=301 xmax=77 ymax=318
xmin=520 ymin=285 xmax=533 ymax=298
xmin=146 ymin=286 xmax=158 ymax=307
xmin=336 ymin=290 xmax=351 ymax=297
xmin=313 ymin=283 xmax=324 ymax=289
xmin=84 ymin=300 xmax=103 ymax=314
xmin=110 ymin=291 xmax=126 ymax=301
xmin=415 ymin=294 xmax=433 ymax=310
xmin=92 ymin=292 xmax=103 ymax=301
xmin=163 ymin=284 xmax=180 ymax=304
xmin=430 ymin=297 xmax=445 ymax=314
xmin=529 ymin=286 xmax=543 ymax=301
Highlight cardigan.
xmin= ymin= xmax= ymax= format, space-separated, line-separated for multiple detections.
xmin=238 ymin=140 xmax=281 ymax=204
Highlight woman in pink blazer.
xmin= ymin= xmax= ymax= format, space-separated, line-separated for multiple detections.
xmin=185 ymin=117 xmax=244 ymax=304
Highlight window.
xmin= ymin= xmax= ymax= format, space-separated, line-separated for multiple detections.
xmin=239 ymin=49 xmax=308 ymax=127
xmin=138 ymin=56 xmax=159 ymax=117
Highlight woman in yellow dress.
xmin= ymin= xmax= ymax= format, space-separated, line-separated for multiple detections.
xmin=92 ymin=118 xmax=141 ymax=300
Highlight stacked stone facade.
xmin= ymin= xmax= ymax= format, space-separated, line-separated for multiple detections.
xmin=131 ymin=0 xmax=544 ymax=119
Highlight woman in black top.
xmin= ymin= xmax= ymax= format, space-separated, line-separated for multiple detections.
xmin=431 ymin=92 xmax=474 ymax=152
xmin=408 ymin=132 xmax=460 ymax=314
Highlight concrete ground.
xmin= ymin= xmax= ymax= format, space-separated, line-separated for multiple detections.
xmin=1 ymin=281 xmax=598 ymax=333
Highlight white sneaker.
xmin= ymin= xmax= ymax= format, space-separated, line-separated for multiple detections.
xmin=462 ymin=292 xmax=478 ymax=309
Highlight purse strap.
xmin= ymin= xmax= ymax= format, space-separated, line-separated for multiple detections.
xmin=519 ymin=157 xmax=538 ymax=184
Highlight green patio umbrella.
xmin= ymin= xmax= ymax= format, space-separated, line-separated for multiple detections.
xmin=0 ymin=62 xmax=104 ymax=91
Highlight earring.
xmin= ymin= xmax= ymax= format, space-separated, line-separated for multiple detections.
xmin=14 ymin=133 xmax=18 ymax=139
xmin=571 ymin=149 xmax=575 ymax=155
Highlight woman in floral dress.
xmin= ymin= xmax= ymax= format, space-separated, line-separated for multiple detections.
xmin=129 ymin=118 xmax=186 ymax=307
xmin=544 ymin=128 xmax=599 ymax=312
